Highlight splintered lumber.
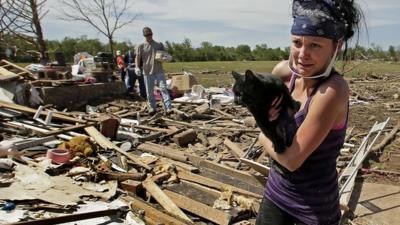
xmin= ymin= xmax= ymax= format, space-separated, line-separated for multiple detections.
xmin=0 ymin=67 xmax=19 ymax=81
xmin=164 ymin=190 xmax=231 ymax=225
xmin=10 ymin=208 xmax=126 ymax=225
xmin=187 ymin=154 xmax=265 ymax=187
xmin=177 ymin=170 xmax=262 ymax=199
xmin=163 ymin=158 xmax=199 ymax=173
xmin=173 ymin=129 xmax=197 ymax=147
xmin=239 ymin=158 xmax=270 ymax=176
xmin=371 ymin=120 xmax=400 ymax=152
xmin=0 ymin=59 xmax=35 ymax=80
xmin=120 ymin=180 xmax=142 ymax=193
xmin=41 ymin=123 xmax=95 ymax=137
xmin=142 ymin=179 xmax=193 ymax=223
xmin=125 ymin=196 xmax=189 ymax=225
xmin=162 ymin=117 xmax=259 ymax=132
xmin=194 ymin=103 xmax=210 ymax=114
xmin=7 ymin=121 xmax=73 ymax=140
xmin=224 ymin=138 xmax=245 ymax=159
xmin=211 ymin=108 xmax=235 ymax=119
xmin=130 ymin=124 xmax=172 ymax=133
xmin=13 ymin=136 xmax=57 ymax=150
xmin=84 ymin=126 xmax=151 ymax=170
xmin=0 ymin=100 xmax=85 ymax=124
xmin=137 ymin=142 xmax=188 ymax=162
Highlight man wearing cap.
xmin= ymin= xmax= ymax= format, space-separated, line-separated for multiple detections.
xmin=135 ymin=27 xmax=172 ymax=115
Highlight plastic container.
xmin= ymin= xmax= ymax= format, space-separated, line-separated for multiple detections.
xmin=46 ymin=149 xmax=71 ymax=164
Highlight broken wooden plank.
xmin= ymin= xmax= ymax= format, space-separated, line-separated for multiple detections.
xmin=129 ymin=124 xmax=172 ymax=133
xmin=0 ymin=59 xmax=35 ymax=80
xmin=13 ymin=136 xmax=57 ymax=151
xmin=0 ymin=67 xmax=19 ymax=81
xmin=211 ymin=108 xmax=235 ymax=119
xmin=187 ymin=154 xmax=265 ymax=187
xmin=194 ymin=103 xmax=210 ymax=114
xmin=164 ymin=189 xmax=231 ymax=225
xmin=126 ymin=197 xmax=189 ymax=225
xmin=177 ymin=170 xmax=262 ymax=199
xmin=142 ymin=179 xmax=193 ymax=223
xmin=41 ymin=123 xmax=95 ymax=137
xmin=224 ymin=138 xmax=245 ymax=159
xmin=239 ymin=158 xmax=270 ymax=176
xmin=7 ymin=121 xmax=73 ymax=140
xmin=173 ymin=129 xmax=197 ymax=147
xmin=371 ymin=120 xmax=400 ymax=152
xmin=84 ymin=126 xmax=151 ymax=170
xmin=137 ymin=142 xmax=188 ymax=162
xmin=0 ymin=100 xmax=85 ymax=124
xmin=163 ymin=158 xmax=199 ymax=173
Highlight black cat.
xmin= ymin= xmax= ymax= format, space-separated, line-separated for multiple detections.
xmin=232 ymin=70 xmax=300 ymax=153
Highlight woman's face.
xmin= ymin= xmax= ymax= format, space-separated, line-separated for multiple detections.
xmin=290 ymin=35 xmax=336 ymax=77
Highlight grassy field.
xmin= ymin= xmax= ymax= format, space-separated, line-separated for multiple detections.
xmin=163 ymin=60 xmax=400 ymax=87
xmin=16 ymin=60 xmax=400 ymax=87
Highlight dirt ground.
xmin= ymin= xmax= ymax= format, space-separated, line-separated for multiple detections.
xmin=347 ymin=73 xmax=400 ymax=177
xmin=345 ymin=73 xmax=400 ymax=224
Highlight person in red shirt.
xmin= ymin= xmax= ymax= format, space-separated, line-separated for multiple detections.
xmin=116 ymin=50 xmax=126 ymax=84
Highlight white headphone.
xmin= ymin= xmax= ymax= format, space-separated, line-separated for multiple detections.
xmin=288 ymin=38 xmax=342 ymax=79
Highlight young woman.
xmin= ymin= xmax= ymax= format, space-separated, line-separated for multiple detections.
xmin=256 ymin=1 xmax=364 ymax=224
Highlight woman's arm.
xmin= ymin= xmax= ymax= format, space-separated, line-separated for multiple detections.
xmin=259 ymin=78 xmax=349 ymax=171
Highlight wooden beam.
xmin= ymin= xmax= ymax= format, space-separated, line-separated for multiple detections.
xmin=137 ymin=142 xmax=188 ymax=162
xmin=164 ymin=190 xmax=231 ymax=225
xmin=129 ymin=124 xmax=172 ymax=133
xmin=142 ymin=180 xmax=193 ymax=223
xmin=124 ymin=196 xmax=189 ymax=225
xmin=41 ymin=123 xmax=95 ymax=136
xmin=239 ymin=158 xmax=270 ymax=176
xmin=187 ymin=154 xmax=265 ymax=187
xmin=224 ymin=138 xmax=245 ymax=159
xmin=172 ymin=129 xmax=197 ymax=147
xmin=84 ymin=126 xmax=151 ymax=170
xmin=177 ymin=170 xmax=262 ymax=199
xmin=13 ymin=136 xmax=57 ymax=151
xmin=0 ymin=100 xmax=85 ymax=124
xmin=163 ymin=158 xmax=199 ymax=173
xmin=7 ymin=121 xmax=73 ymax=140
xmin=0 ymin=59 xmax=35 ymax=80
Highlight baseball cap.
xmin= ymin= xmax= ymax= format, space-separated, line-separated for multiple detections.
xmin=143 ymin=27 xmax=153 ymax=36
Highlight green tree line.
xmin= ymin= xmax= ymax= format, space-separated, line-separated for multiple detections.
xmin=2 ymin=35 xmax=400 ymax=63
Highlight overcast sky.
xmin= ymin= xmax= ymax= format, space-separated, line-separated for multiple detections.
xmin=43 ymin=0 xmax=400 ymax=50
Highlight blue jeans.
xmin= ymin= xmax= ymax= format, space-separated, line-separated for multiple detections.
xmin=126 ymin=68 xmax=146 ymax=98
xmin=143 ymin=72 xmax=171 ymax=111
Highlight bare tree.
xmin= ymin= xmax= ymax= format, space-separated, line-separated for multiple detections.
xmin=59 ymin=0 xmax=138 ymax=55
xmin=0 ymin=0 xmax=49 ymax=62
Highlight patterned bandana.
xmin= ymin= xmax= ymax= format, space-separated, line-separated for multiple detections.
xmin=291 ymin=0 xmax=346 ymax=40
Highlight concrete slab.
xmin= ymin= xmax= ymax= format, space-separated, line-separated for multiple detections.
xmin=352 ymin=182 xmax=400 ymax=225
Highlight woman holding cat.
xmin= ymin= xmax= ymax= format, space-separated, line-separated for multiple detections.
xmin=257 ymin=1 xmax=364 ymax=225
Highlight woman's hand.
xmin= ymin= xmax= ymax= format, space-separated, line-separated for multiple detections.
xmin=269 ymin=95 xmax=283 ymax=121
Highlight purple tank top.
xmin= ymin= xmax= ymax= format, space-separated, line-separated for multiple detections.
xmin=265 ymin=73 xmax=347 ymax=225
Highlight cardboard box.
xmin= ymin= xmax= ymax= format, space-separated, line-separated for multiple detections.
xmin=171 ymin=74 xmax=197 ymax=91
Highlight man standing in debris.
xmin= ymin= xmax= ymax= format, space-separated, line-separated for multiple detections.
xmin=116 ymin=50 xmax=126 ymax=84
xmin=135 ymin=27 xmax=172 ymax=115
xmin=124 ymin=50 xmax=146 ymax=98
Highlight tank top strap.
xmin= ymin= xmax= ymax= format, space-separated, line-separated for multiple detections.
xmin=288 ymin=73 xmax=297 ymax=94
xmin=303 ymin=75 xmax=331 ymax=114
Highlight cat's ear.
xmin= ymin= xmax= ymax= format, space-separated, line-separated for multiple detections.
xmin=232 ymin=71 xmax=242 ymax=81
xmin=245 ymin=70 xmax=256 ymax=80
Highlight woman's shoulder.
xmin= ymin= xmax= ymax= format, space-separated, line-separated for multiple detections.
xmin=316 ymin=72 xmax=349 ymax=102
